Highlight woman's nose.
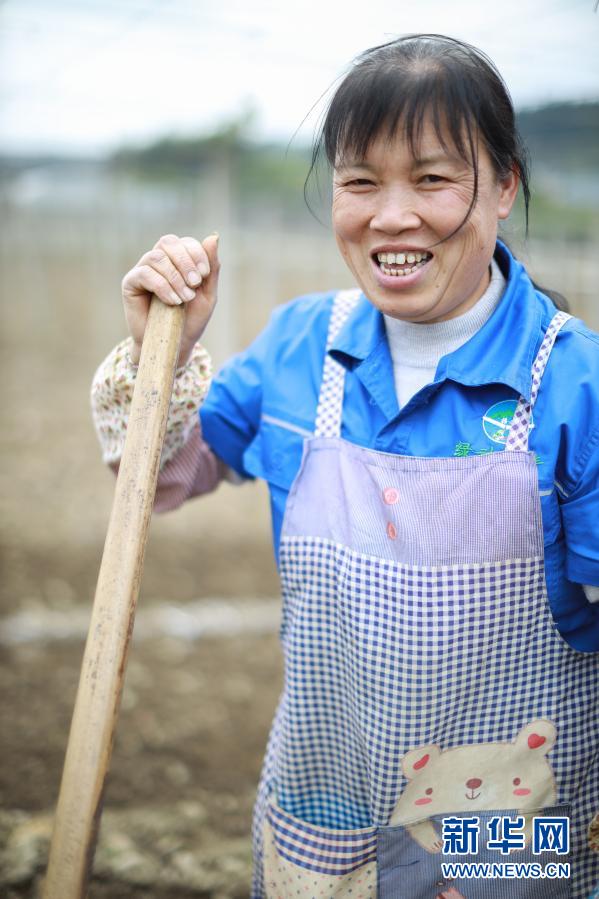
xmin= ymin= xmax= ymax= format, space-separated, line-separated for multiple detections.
xmin=369 ymin=187 xmax=422 ymax=234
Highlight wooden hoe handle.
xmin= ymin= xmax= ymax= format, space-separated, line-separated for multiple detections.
xmin=43 ymin=298 xmax=185 ymax=898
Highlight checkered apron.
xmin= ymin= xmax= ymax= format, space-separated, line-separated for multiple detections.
xmin=251 ymin=292 xmax=599 ymax=898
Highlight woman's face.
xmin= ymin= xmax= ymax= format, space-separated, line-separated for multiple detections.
xmin=332 ymin=117 xmax=519 ymax=322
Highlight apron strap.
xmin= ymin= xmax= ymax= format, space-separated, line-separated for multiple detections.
xmin=505 ymin=310 xmax=572 ymax=452
xmin=314 ymin=289 xmax=361 ymax=438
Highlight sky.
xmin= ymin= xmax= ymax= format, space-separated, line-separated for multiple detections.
xmin=1 ymin=0 xmax=598 ymax=157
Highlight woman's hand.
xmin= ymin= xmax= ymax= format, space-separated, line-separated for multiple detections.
xmin=122 ymin=232 xmax=220 ymax=367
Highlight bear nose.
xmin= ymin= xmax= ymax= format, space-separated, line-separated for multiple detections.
xmin=466 ymin=778 xmax=482 ymax=789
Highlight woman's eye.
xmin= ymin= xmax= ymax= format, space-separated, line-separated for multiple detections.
xmin=346 ymin=178 xmax=373 ymax=186
xmin=421 ymin=174 xmax=445 ymax=184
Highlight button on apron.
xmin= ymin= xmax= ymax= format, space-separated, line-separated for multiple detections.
xmin=383 ymin=487 xmax=400 ymax=505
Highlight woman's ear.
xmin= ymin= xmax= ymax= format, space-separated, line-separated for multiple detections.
xmin=497 ymin=166 xmax=520 ymax=220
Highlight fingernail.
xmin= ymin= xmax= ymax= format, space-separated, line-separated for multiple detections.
xmin=187 ymin=271 xmax=201 ymax=286
xmin=170 ymin=291 xmax=183 ymax=305
xmin=183 ymin=287 xmax=196 ymax=301
xmin=198 ymin=262 xmax=210 ymax=277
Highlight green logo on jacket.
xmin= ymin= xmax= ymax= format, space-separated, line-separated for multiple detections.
xmin=482 ymin=399 xmax=534 ymax=445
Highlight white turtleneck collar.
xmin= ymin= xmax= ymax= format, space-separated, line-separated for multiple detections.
xmin=383 ymin=257 xmax=506 ymax=409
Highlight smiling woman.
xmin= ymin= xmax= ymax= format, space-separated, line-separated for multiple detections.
xmin=317 ymin=35 xmax=524 ymax=323
xmin=91 ymin=33 xmax=599 ymax=899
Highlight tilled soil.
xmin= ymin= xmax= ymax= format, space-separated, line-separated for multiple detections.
xmin=0 ymin=631 xmax=284 ymax=897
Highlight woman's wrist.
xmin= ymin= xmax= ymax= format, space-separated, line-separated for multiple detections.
xmin=127 ymin=341 xmax=141 ymax=367
xmin=176 ymin=340 xmax=196 ymax=369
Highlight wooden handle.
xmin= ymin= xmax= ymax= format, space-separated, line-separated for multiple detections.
xmin=43 ymin=298 xmax=186 ymax=898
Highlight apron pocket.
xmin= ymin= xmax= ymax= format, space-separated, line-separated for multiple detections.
xmin=263 ymin=801 xmax=574 ymax=897
xmin=262 ymin=798 xmax=377 ymax=898
xmin=377 ymin=806 xmax=572 ymax=899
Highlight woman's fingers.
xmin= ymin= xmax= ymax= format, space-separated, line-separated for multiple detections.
xmin=194 ymin=233 xmax=220 ymax=303
xmin=121 ymin=232 xmax=221 ymax=362
xmin=155 ymin=233 xmax=209 ymax=289
xmin=139 ymin=235 xmax=200 ymax=303
xmin=176 ymin=234 xmax=220 ymax=359
xmin=180 ymin=235 xmax=213 ymax=280
xmin=123 ymin=259 xmax=188 ymax=307
xmin=139 ymin=253 xmax=194 ymax=304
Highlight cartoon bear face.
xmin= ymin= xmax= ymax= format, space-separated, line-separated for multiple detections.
xmin=389 ymin=720 xmax=558 ymax=826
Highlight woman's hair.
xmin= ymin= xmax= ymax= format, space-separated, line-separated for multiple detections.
xmin=307 ymin=33 xmax=531 ymax=237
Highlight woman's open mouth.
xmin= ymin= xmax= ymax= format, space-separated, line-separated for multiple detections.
xmin=374 ymin=250 xmax=433 ymax=277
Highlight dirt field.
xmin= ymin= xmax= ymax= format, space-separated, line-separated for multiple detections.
xmin=0 ymin=632 xmax=283 ymax=897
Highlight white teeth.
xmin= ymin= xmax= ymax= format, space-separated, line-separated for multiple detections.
xmin=382 ymin=264 xmax=407 ymax=276
xmin=376 ymin=250 xmax=431 ymax=276
xmin=376 ymin=253 xmax=431 ymax=281
xmin=379 ymin=254 xmax=431 ymax=277
xmin=377 ymin=251 xmax=431 ymax=264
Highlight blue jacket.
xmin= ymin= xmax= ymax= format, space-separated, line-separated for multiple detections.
xmin=201 ymin=241 xmax=599 ymax=652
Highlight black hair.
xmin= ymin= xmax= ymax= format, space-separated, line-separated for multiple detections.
xmin=306 ymin=33 xmax=531 ymax=240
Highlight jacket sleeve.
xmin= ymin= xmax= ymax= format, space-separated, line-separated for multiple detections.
xmin=560 ymin=423 xmax=599 ymax=590
xmin=199 ymin=308 xmax=282 ymax=477
xmin=546 ymin=322 xmax=599 ymax=608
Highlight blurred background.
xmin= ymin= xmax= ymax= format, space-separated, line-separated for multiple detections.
xmin=1 ymin=1 xmax=598 ymax=895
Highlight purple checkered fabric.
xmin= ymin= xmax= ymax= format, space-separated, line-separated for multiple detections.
xmin=506 ymin=311 xmax=572 ymax=452
xmin=251 ymin=295 xmax=597 ymax=898
xmin=314 ymin=289 xmax=361 ymax=438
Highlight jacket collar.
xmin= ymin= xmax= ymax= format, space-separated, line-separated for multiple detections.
xmin=330 ymin=240 xmax=542 ymax=403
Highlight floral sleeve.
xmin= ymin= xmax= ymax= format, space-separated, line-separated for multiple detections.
xmin=91 ymin=336 xmax=212 ymax=468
